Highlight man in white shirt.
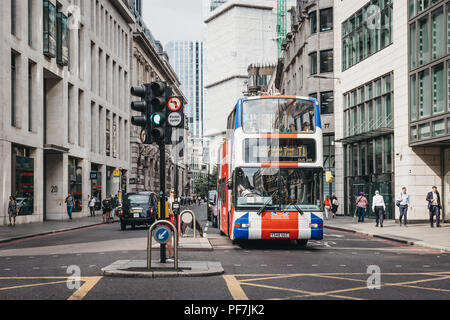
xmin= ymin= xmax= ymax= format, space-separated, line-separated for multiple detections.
xmin=372 ymin=190 xmax=386 ymax=227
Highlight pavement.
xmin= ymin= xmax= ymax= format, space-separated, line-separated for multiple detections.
xmin=0 ymin=214 xmax=113 ymax=243
xmin=325 ymin=216 xmax=450 ymax=253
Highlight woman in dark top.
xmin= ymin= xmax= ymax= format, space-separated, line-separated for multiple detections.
xmin=330 ymin=193 xmax=339 ymax=219
xmin=8 ymin=196 xmax=18 ymax=227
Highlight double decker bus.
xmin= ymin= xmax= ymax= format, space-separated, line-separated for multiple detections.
xmin=216 ymin=95 xmax=324 ymax=246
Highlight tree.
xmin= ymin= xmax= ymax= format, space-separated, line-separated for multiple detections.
xmin=193 ymin=166 xmax=217 ymax=199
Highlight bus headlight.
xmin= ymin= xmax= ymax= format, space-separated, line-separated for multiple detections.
xmin=241 ymin=223 xmax=250 ymax=228
xmin=310 ymin=223 xmax=323 ymax=228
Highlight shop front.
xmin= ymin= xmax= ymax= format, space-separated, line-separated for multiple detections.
xmin=90 ymin=163 xmax=102 ymax=210
xmin=11 ymin=146 xmax=34 ymax=216
xmin=68 ymin=158 xmax=83 ymax=212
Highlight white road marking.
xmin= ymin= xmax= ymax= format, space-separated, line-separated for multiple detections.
xmin=423 ymin=265 xmax=430 ymax=268
xmin=33 ymin=267 xmax=40 ymax=270
xmin=260 ymin=264 xmax=268 ymax=267
xmin=396 ymin=265 xmax=402 ymax=268
xmin=234 ymin=264 xmax=241 ymax=267
xmin=4 ymin=268 xmax=11 ymax=271
xmin=324 ymin=234 xmax=345 ymax=238
xmin=312 ymin=264 xmax=319 ymax=267
xmin=287 ymin=264 xmax=294 ymax=267
xmin=60 ymin=266 xmax=68 ymax=269
xmin=89 ymin=265 xmax=96 ymax=268
xmin=340 ymin=265 xmax=347 ymax=267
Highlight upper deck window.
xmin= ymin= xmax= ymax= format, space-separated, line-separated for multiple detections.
xmin=243 ymin=98 xmax=316 ymax=134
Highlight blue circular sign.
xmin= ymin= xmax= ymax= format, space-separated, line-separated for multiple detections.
xmin=154 ymin=225 xmax=171 ymax=244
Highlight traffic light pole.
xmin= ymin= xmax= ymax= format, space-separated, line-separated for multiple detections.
xmin=159 ymin=139 xmax=166 ymax=264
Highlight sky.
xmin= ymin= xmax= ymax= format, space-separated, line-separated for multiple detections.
xmin=142 ymin=0 xmax=206 ymax=46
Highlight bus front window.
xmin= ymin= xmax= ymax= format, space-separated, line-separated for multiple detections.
xmin=243 ymin=98 xmax=316 ymax=134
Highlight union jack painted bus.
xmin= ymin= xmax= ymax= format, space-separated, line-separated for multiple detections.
xmin=216 ymin=96 xmax=324 ymax=246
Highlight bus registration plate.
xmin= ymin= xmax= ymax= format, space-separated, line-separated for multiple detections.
xmin=270 ymin=233 xmax=289 ymax=238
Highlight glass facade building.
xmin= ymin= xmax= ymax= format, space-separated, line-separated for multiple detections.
xmin=166 ymin=41 xmax=204 ymax=138
xmin=342 ymin=0 xmax=393 ymax=71
xmin=339 ymin=72 xmax=394 ymax=219
xmin=409 ymin=0 xmax=450 ymax=145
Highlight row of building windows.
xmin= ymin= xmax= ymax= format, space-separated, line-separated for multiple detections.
xmin=92 ymin=0 xmax=129 ymax=64
xmin=342 ymin=0 xmax=393 ymax=71
xmin=343 ymin=73 xmax=393 ymax=138
xmin=409 ymin=2 xmax=450 ymax=70
xmin=345 ymin=135 xmax=393 ymax=178
xmin=409 ymin=0 xmax=447 ymax=18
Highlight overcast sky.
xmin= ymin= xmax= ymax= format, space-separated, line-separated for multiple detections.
xmin=142 ymin=0 xmax=206 ymax=46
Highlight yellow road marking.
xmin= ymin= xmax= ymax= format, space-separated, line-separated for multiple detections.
xmin=68 ymin=276 xmax=102 ymax=300
xmin=223 ymin=275 xmax=249 ymax=300
xmin=0 ymin=280 xmax=68 ymax=291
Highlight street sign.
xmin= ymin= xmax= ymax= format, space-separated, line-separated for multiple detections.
xmin=168 ymin=112 xmax=182 ymax=127
xmin=168 ymin=96 xmax=182 ymax=112
xmin=154 ymin=225 xmax=171 ymax=244
xmin=129 ymin=178 xmax=137 ymax=185
xmin=113 ymin=170 xmax=121 ymax=177
xmin=90 ymin=172 xmax=98 ymax=180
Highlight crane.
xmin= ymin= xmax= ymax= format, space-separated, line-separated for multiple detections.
xmin=276 ymin=0 xmax=287 ymax=57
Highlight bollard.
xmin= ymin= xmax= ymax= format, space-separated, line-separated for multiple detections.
xmin=178 ymin=210 xmax=197 ymax=239
xmin=147 ymin=220 xmax=178 ymax=270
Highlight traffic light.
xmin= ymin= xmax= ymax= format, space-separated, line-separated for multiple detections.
xmin=149 ymin=82 xmax=172 ymax=143
xmin=131 ymin=84 xmax=152 ymax=144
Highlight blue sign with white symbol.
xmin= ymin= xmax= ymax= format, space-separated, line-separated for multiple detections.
xmin=154 ymin=225 xmax=171 ymax=244
xmin=90 ymin=172 xmax=98 ymax=180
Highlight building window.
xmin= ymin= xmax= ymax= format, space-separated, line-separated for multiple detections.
xmin=410 ymin=23 xmax=417 ymax=69
xmin=418 ymin=122 xmax=431 ymax=139
xmin=432 ymin=62 xmax=445 ymax=115
xmin=320 ymin=91 xmax=334 ymax=115
xmin=57 ymin=12 xmax=69 ymax=66
xmin=320 ymin=8 xmax=333 ymax=32
xmin=11 ymin=0 xmax=16 ymax=35
xmin=43 ymin=0 xmax=56 ymax=58
xmin=309 ymin=11 xmax=317 ymax=34
xmin=11 ymin=52 xmax=17 ymax=127
xmin=432 ymin=119 xmax=445 ymax=136
xmin=418 ymin=16 xmax=430 ymax=66
xmin=431 ymin=7 xmax=445 ymax=60
xmin=320 ymin=50 xmax=333 ymax=73
xmin=410 ymin=75 xmax=417 ymax=121
xmin=28 ymin=62 xmax=34 ymax=132
xmin=418 ymin=69 xmax=431 ymax=119
xmin=310 ymin=52 xmax=317 ymax=75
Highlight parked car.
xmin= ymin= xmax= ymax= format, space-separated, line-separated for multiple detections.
xmin=207 ymin=190 xmax=218 ymax=227
xmin=120 ymin=192 xmax=158 ymax=230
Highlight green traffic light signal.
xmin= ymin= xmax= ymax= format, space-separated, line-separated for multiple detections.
xmin=150 ymin=113 xmax=165 ymax=126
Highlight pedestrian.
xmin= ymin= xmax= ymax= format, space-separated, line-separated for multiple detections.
xmin=372 ymin=190 xmax=386 ymax=227
xmin=89 ymin=196 xmax=96 ymax=217
xmin=8 ymin=196 xmax=18 ymax=227
xmin=102 ymin=196 xmax=112 ymax=223
xmin=166 ymin=189 xmax=176 ymax=262
xmin=65 ymin=193 xmax=74 ymax=220
xmin=426 ymin=186 xmax=441 ymax=228
xmin=396 ymin=187 xmax=410 ymax=227
xmin=323 ymin=195 xmax=331 ymax=220
xmin=355 ymin=192 xmax=368 ymax=222
xmin=330 ymin=193 xmax=339 ymax=218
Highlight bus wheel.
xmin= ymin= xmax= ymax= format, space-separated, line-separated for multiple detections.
xmin=297 ymin=239 xmax=308 ymax=247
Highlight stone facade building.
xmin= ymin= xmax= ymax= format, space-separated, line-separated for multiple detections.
xmin=0 ymin=0 xmax=188 ymax=225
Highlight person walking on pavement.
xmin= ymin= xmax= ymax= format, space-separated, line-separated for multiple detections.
xmin=356 ymin=192 xmax=368 ymax=222
xmin=89 ymin=196 xmax=96 ymax=217
xmin=323 ymin=195 xmax=331 ymax=220
xmin=397 ymin=187 xmax=410 ymax=227
xmin=166 ymin=189 xmax=176 ymax=262
xmin=330 ymin=193 xmax=339 ymax=218
xmin=8 ymin=196 xmax=18 ymax=227
xmin=102 ymin=196 xmax=112 ymax=223
xmin=426 ymin=186 xmax=441 ymax=228
xmin=372 ymin=190 xmax=386 ymax=227
xmin=65 ymin=193 xmax=74 ymax=220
